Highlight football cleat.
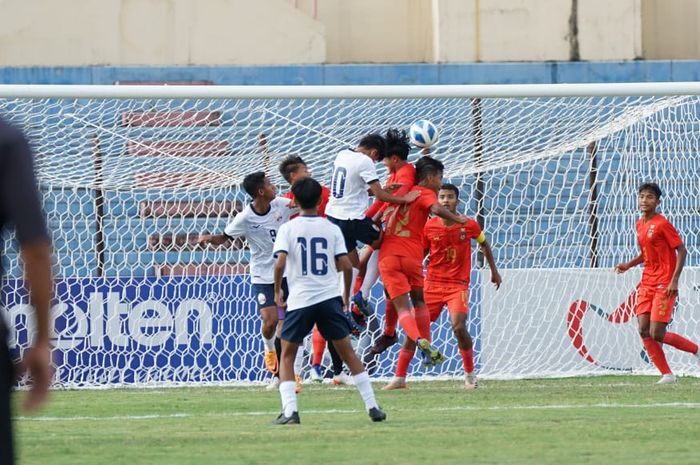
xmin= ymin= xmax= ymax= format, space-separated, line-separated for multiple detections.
xmin=464 ymin=372 xmax=478 ymax=390
xmin=266 ymin=377 xmax=280 ymax=391
xmin=370 ymin=333 xmax=399 ymax=355
xmin=309 ymin=364 xmax=324 ymax=383
xmin=656 ymin=374 xmax=677 ymax=385
xmin=352 ymin=291 xmax=373 ymax=316
xmin=273 ymin=411 xmax=300 ymax=425
xmin=368 ymin=406 xmax=387 ymax=422
xmin=382 ymin=377 xmax=407 ymax=390
xmin=295 ymin=374 xmax=303 ymax=394
xmin=332 ymin=372 xmax=355 ymax=385
xmin=264 ymin=350 xmax=278 ymax=374
xmin=417 ymin=339 xmax=445 ymax=368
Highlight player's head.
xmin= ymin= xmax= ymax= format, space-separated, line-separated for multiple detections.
xmin=415 ymin=156 xmax=444 ymax=192
xmin=356 ymin=133 xmax=387 ymax=161
xmin=279 ymin=155 xmax=311 ymax=185
xmin=383 ymin=128 xmax=410 ymax=172
xmin=242 ymin=171 xmax=276 ymax=200
xmin=291 ymin=177 xmax=322 ymax=211
xmin=438 ymin=184 xmax=459 ymax=213
xmin=638 ymin=182 xmax=662 ymax=213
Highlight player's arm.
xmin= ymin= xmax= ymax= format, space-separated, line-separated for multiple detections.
xmin=368 ymin=181 xmax=420 ymax=205
xmin=2 ymin=126 xmax=52 ymax=411
xmin=477 ymin=235 xmax=502 ymax=290
xmin=667 ymin=243 xmax=687 ymax=295
xmin=430 ymin=203 xmax=469 ymax=224
xmin=614 ymin=252 xmax=644 ymax=273
xmin=199 ymin=212 xmax=245 ymax=246
xmin=273 ymin=252 xmax=287 ymax=308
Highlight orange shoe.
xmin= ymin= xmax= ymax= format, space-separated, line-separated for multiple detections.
xmin=264 ymin=351 xmax=278 ymax=374
xmin=295 ymin=375 xmax=303 ymax=394
xmin=464 ymin=373 xmax=478 ymax=390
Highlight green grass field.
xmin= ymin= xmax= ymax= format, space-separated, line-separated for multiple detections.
xmin=14 ymin=376 xmax=700 ymax=465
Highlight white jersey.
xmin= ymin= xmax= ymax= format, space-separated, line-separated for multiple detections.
xmin=325 ymin=149 xmax=379 ymax=220
xmin=273 ymin=215 xmax=348 ymax=311
xmin=224 ymin=197 xmax=293 ymax=284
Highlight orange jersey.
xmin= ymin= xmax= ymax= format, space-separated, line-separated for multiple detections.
xmin=637 ymin=214 xmax=683 ymax=286
xmin=365 ymin=163 xmax=416 ymax=220
xmin=380 ymin=186 xmax=437 ymax=259
xmin=423 ymin=216 xmax=483 ymax=286
xmin=284 ymin=185 xmax=331 ymax=218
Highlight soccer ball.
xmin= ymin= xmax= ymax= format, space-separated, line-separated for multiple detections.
xmin=409 ymin=119 xmax=439 ymax=148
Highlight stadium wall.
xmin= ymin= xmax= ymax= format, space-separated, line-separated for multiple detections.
xmin=0 ymin=61 xmax=700 ymax=86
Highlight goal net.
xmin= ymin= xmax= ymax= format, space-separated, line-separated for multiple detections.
xmin=1 ymin=84 xmax=700 ymax=387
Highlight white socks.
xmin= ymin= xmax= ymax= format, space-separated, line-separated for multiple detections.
xmin=293 ymin=346 xmax=304 ymax=376
xmin=279 ymin=381 xmax=297 ymax=416
xmin=262 ymin=333 xmax=275 ymax=352
xmin=353 ymin=371 xmax=378 ymax=411
xmin=360 ymin=249 xmax=381 ymax=297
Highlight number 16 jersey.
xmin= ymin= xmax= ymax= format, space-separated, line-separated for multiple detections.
xmin=273 ymin=216 xmax=348 ymax=311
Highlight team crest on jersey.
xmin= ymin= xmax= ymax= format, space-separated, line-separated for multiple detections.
xmin=257 ymin=293 xmax=267 ymax=306
xmin=647 ymin=224 xmax=655 ymax=238
xmin=460 ymin=228 xmax=467 ymax=241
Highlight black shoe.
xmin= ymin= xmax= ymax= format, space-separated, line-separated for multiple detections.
xmin=273 ymin=411 xmax=300 ymax=425
xmin=370 ymin=333 xmax=399 ymax=355
xmin=368 ymin=406 xmax=387 ymax=422
xmin=353 ymin=292 xmax=373 ymax=316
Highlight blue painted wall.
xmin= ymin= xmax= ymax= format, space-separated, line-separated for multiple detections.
xmin=1 ymin=61 xmax=699 ymax=86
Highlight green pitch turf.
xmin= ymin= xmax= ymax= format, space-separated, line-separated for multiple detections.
xmin=14 ymin=376 xmax=700 ymax=465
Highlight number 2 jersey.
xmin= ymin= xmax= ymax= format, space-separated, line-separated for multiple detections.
xmin=273 ymin=216 xmax=348 ymax=311
xmin=224 ymin=197 xmax=294 ymax=284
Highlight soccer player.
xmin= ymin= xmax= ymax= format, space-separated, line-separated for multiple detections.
xmin=278 ymin=155 xmax=350 ymax=385
xmin=352 ymin=130 xmax=416 ymax=346
xmin=199 ymin=172 xmax=294 ymax=382
xmin=615 ymin=182 xmax=699 ymax=384
xmin=379 ymin=156 xmax=469 ymax=370
xmin=272 ymin=177 xmax=386 ymax=424
xmin=325 ymin=132 xmax=420 ymax=306
xmin=1 ymin=116 xmax=53 ymax=465
xmin=385 ymin=184 xmax=502 ymax=390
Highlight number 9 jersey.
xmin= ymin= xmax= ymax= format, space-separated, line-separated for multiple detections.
xmin=273 ymin=215 xmax=348 ymax=311
xmin=423 ymin=216 xmax=484 ymax=286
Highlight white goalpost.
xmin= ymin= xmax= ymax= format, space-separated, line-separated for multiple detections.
xmin=2 ymin=82 xmax=700 ymax=387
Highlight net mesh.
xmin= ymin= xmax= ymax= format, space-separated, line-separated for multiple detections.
xmin=2 ymin=90 xmax=700 ymax=387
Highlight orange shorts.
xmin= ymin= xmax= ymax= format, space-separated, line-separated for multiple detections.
xmin=425 ymin=283 xmax=469 ymax=322
xmin=378 ymin=255 xmax=423 ymax=300
xmin=636 ymin=285 xmax=676 ymax=323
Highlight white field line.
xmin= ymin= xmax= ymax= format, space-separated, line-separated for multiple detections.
xmin=17 ymin=402 xmax=700 ymax=422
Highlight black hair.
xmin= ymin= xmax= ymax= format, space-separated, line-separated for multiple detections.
xmin=279 ymin=155 xmax=306 ymax=184
xmin=291 ymin=177 xmax=322 ymax=210
xmin=358 ymin=133 xmax=387 ymax=160
xmin=415 ymin=156 xmax=444 ymax=183
xmin=439 ymin=183 xmax=459 ymax=197
xmin=638 ymin=182 xmax=662 ymax=199
xmin=385 ymin=128 xmax=410 ymax=160
xmin=242 ymin=171 xmax=267 ymax=198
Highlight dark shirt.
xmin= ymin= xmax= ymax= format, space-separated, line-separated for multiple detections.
xmin=0 ymin=117 xmax=49 ymax=329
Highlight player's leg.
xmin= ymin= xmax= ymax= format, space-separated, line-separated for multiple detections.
xmin=370 ymin=289 xmax=399 ymax=355
xmin=406 ymin=258 xmax=444 ymax=367
xmin=354 ymin=247 xmax=381 ymax=316
xmin=259 ymin=304 xmax=279 ymax=373
xmin=274 ymin=307 xmax=315 ymax=425
xmin=383 ymin=336 xmax=413 ymax=390
xmin=329 ymin=339 xmax=352 ymax=385
xmin=310 ymin=326 xmax=325 ymax=382
xmin=649 ymin=291 xmax=699 ymax=358
xmin=447 ymin=288 xmax=477 ymax=389
xmin=636 ymin=287 xmax=673 ymax=382
xmin=318 ymin=297 xmax=386 ymax=422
